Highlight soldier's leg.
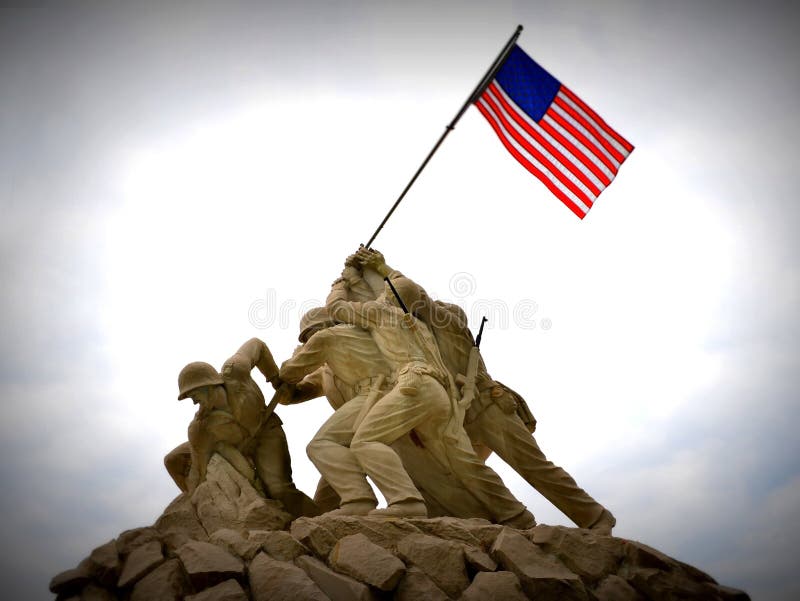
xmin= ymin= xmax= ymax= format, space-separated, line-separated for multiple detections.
xmin=253 ymin=415 xmax=320 ymax=518
xmin=312 ymin=478 xmax=341 ymax=513
xmin=164 ymin=441 xmax=192 ymax=493
xmin=306 ymin=395 xmax=378 ymax=508
xmin=390 ymin=435 xmax=494 ymax=520
xmin=351 ymin=378 xmax=449 ymax=507
xmin=414 ymin=409 xmax=533 ymax=525
xmin=466 ymin=402 xmax=606 ymax=528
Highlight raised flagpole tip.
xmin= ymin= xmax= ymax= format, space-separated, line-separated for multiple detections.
xmin=363 ymin=24 xmax=525 ymax=249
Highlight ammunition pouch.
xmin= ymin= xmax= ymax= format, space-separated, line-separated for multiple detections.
xmin=464 ymin=381 xmax=536 ymax=433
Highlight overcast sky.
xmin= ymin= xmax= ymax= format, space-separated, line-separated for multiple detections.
xmin=1 ymin=1 xmax=798 ymax=599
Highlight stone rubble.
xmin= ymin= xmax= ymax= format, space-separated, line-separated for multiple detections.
xmin=51 ymin=455 xmax=751 ymax=600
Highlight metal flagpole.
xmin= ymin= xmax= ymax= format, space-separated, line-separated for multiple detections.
xmin=364 ymin=24 xmax=524 ymax=249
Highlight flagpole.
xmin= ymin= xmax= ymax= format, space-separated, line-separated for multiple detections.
xmin=364 ymin=24 xmax=523 ymax=249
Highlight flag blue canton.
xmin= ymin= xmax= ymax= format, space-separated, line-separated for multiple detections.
xmin=475 ymin=43 xmax=633 ymax=218
xmin=494 ymin=45 xmax=561 ymax=122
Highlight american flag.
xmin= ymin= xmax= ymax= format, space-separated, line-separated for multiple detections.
xmin=475 ymin=44 xmax=633 ymax=219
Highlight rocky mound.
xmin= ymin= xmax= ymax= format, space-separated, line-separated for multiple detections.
xmin=50 ymin=455 xmax=750 ymax=600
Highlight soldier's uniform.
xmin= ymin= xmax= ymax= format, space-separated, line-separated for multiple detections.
xmin=165 ymin=338 xmax=318 ymax=518
xmin=395 ymin=277 xmax=612 ymax=529
xmin=280 ymin=324 xmax=393 ymax=509
xmin=327 ymin=277 xmax=532 ymax=524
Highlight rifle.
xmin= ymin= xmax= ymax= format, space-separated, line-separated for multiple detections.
xmin=459 ymin=317 xmax=487 ymax=410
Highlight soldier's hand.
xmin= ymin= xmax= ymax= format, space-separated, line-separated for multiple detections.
xmin=341 ymin=265 xmax=362 ymax=286
xmin=344 ymin=252 xmax=361 ymax=268
xmin=274 ymin=382 xmax=297 ymax=405
xmin=295 ymin=379 xmax=318 ymax=398
xmin=268 ymin=375 xmax=284 ymax=390
xmin=356 ymin=247 xmax=385 ymax=268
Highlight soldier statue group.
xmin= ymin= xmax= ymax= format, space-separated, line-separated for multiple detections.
xmin=164 ymin=248 xmax=616 ymax=535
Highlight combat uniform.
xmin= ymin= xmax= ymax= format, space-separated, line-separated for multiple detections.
xmin=327 ymin=278 xmax=531 ymax=523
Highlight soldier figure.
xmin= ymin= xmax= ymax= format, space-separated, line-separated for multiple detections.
xmin=280 ymin=307 xmax=498 ymax=520
xmin=326 ymin=256 xmax=536 ymax=526
xmin=357 ymin=248 xmax=616 ymax=534
xmin=163 ymin=338 xmax=319 ymax=518
xmin=279 ymin=309 xmax=393 ymax=515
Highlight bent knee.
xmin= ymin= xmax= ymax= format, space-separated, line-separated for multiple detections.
xmin=306 ymin=437 xmax=328 ymax=460
xmin=351 ymin=436 xmax=389 ymax=456
xmin=350 ymin=435 xmax=372 ymax=452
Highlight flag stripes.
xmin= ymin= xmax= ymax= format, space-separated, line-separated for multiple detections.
xmin=553 ymin=95 xmax=625 ymax=164
xmin=487 ymin=83 xmax=603 ymax=196
xmin=474 ymin=44 xmax=632 ymax=218
xmin=548 ymin=98 xmax=621 ymax=175
xmin=478 ymin=90 xmax=596 ymax=210
xmin=539 ymin=110 xmax=614 ymax=185
xmin=475 ymin=99 xmax=591 ymax=219
xmin=561 ymin=86 xmax=633 ymax=154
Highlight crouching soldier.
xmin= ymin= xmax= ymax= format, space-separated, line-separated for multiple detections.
xmin=164 ymin=338 xmax=319 ymax=518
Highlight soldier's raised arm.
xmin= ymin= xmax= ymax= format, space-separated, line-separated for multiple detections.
xmin=356 ymin=248 xmax=444 ymax=325
xmin=326 ymin=263 xmax=383 ymax=330
xmin=223 ymin=337 xmax=281 ymax=388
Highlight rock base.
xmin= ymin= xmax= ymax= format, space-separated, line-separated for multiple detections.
xmin=51 ymin=457 xmax=750 ymax=600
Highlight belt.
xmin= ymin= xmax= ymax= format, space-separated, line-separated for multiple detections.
xmin=355 ymin=374 xmax=393 ymax=396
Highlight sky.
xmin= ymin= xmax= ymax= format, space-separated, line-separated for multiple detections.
xmin=1 ymin=1 xmax=798 ymax=599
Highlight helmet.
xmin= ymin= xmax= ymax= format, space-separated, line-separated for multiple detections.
xmin=177 ymin=361 xmax=223 ymax=400
xmin=298 ymin=307 xmax=337 ymax=342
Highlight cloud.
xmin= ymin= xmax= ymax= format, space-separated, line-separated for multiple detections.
xmin=716 ymin=474 xmax=800 ymax=600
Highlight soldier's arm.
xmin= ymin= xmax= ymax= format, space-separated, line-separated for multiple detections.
xmin=339 ymin=251 xmax=379 ymax=301
xmin=326 ymin=275 xmax=381 ymax=330
xmin=279 ymin=336 xmax=327 ymax=385
xmin=224 ymin=338 xmax=281 ymax=387
xmin=292 ymin=368 xmax=327 ymax=404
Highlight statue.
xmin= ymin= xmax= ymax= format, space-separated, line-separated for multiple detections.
xmin=160 ymin=251 xmax=613 ymax=533
xmin=279 ymin=308 xmax=494 ymax=520
xmin=280 ymin=310 xmax=395 ymax=515
xmin=358 ymin=248 xmax=616 ymax=534
xmin=163 ymin=338 xmax=319 ymax=518
xmin=322 ymin=253 xmax=536 ymax=526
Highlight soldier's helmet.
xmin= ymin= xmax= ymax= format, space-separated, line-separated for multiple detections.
xmin=177 ymin=361 xmax=223 ymax=400
xmin=299 ymin=307 xmax=337 ymax=343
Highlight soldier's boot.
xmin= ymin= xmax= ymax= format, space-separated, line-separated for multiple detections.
xmin=588 ymin=509 xmax=616 ymax=535
xmin=325 ymin=501 xmax=377 ymax=516
xmin=500 ymin=509 xmax=536 ymax=530
xmin=368 ymin=500 xmax=428 ymax=518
